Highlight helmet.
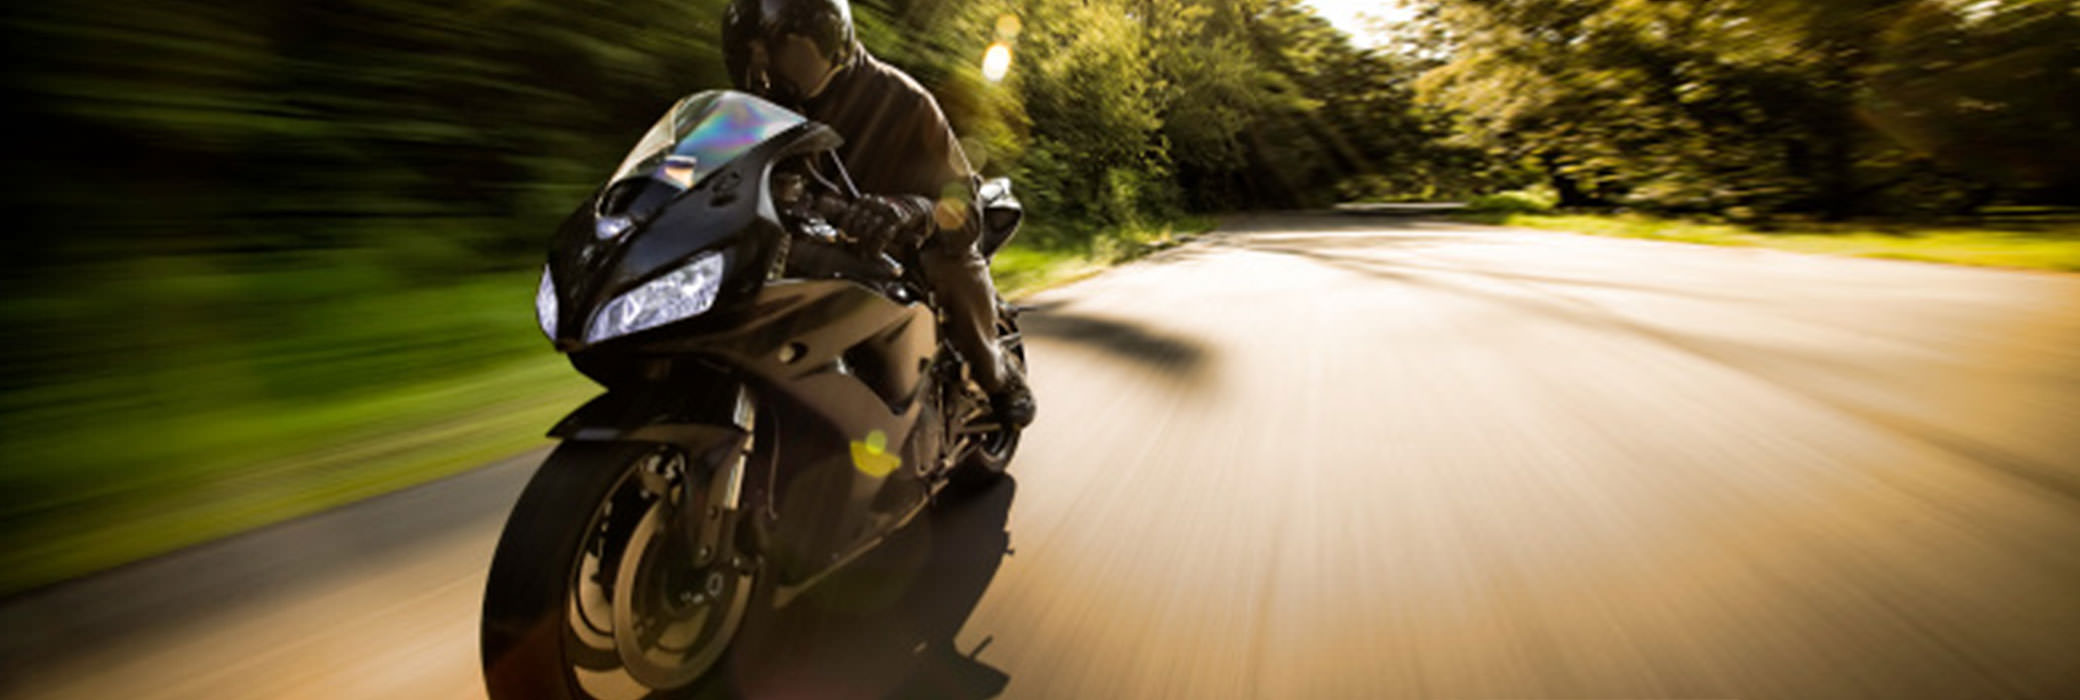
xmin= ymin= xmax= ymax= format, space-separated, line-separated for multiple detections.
xmin=722 ymin=0 xmax=859 ymax=105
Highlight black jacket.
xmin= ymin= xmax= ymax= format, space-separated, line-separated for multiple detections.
xmin=800 ymin=49 xmax=979 ymax=244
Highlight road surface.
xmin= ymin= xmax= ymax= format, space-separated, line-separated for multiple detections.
xmin=6 ymin=213 xmax=2079 ymax=698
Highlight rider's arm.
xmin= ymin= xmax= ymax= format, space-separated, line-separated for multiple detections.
xmin=899 ymin=90 xmax=985 ymax=250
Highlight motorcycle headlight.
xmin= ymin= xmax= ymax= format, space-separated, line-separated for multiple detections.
xmin=586 ymin=251 xmax=726 ymax=344
xmin=536 ymin=265 xmax=557 ymax=339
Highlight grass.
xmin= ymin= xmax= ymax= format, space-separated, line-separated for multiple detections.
xmin=0 ymin=215 xmax=1218 ymax=596
xmin=0 ymin=356 xmax=597 ymax=594
xmin=992 ymin=215 xmax=1218 ymax=299
xmin=1458 ymin=210 xmax=2080 ymax=273
xmin=0 ymin=266 xmax=598 ymax=595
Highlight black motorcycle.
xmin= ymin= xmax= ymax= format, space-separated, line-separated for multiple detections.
xmin=480 ymin=90 xmax=1028 ymax=698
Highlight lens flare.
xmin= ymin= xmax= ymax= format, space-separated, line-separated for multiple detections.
xmin=982 ymin=42 xmax=1013 ymax=82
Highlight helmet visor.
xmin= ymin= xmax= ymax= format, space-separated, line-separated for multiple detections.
xmin=737 ymin=33 xmax=838 ymax=106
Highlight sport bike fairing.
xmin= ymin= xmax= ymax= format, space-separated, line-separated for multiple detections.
xmin=541 ymin=91 xmax=947 ymax=583
xmin=543 ymin=91 xmax=840 ymax=352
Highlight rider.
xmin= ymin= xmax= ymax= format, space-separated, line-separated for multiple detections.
xmin=722 ymin=0 xmax=1035 ymax=428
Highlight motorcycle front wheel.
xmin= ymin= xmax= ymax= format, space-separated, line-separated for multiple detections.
xmin=481 ymin=440 xmax=758 ymax=699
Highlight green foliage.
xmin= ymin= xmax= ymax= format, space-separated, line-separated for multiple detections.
xmin=1466 ymin=188 xmax=1558 ymax=214
xmin=1412 ymin=0 xmax=2080 ymax=217
xmin=0 ymin=270 xmax=599 ymax=594
xmin=990 ymin=214 xmax=1218 ymax=297
xmin=2 ymin=0 xmax=1474 ymax=281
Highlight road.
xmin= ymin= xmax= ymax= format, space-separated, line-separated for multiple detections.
xmin=5 ymin=213 xmax=2080 ymax=698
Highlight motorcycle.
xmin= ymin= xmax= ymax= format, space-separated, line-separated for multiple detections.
xmin=480 ymin=90 xmax=1028 ymax=698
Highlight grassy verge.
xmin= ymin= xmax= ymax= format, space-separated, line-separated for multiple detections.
xmin=0 ymin=356 xmax=598 ymax=594
xmin=1458 ymin=211 xmax=2080 ymax=272
xmin=0 ymin=265 xmax=596 ymax=595
xmin=992 ymin=215 xmax=1219 ymax=299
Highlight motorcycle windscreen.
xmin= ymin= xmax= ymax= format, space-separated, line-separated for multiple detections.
xmin=605 ymin=91 xmax=807 ymax=216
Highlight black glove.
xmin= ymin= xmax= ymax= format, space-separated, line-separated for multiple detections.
xmin=837 ymin=194 xmax=937 ymax=256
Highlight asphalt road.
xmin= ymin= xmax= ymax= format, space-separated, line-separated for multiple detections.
xmin=6 ymin=213 xmax=2080 ymax=698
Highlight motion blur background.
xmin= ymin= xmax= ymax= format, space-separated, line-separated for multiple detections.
xmin=2 ymin=0 xmax=2076 ymax=596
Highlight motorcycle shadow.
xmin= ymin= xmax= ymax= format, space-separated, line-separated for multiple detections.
xmin=722 ymin=478 xmax=1018 ymax=699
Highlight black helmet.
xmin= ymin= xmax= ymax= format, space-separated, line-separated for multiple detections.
xmin=723 ymin=0 xmax=859 ymax=103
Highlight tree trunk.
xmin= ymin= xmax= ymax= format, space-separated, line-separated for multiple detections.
xmin=1540 ymin=151 xmax=1595 ymax=208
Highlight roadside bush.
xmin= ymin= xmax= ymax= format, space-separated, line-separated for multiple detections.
xmin=1466 ymin=188 xmax=1557 ymax=214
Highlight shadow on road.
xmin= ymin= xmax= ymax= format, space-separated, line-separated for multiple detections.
xmin=1019 ymin=311 xmax=1209 ymax=382
xmin=723 ymin=478 xmax=1020 ymax=699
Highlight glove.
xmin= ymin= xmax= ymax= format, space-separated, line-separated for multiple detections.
xmin=837 ymin=194 xmax=937 ymax=256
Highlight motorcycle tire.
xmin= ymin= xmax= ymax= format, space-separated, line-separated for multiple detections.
xmin=481 ymin=440 xmax=758 ymax=699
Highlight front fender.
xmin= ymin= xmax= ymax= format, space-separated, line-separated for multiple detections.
xmin=550 ymin=381 xmax=760 ymax=562
xmin=549 ymin=381 xmax=748 ymax=461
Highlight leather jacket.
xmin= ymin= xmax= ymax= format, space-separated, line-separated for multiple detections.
xmin=799 ymin=49 xmax=981 ymax=248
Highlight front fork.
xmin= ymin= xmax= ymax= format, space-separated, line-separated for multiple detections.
xmin=685 ymin=385 xmax=757 ymax=573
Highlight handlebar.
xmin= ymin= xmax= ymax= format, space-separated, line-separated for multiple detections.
xmin=801 ymin=193 xmax=904 ymax=278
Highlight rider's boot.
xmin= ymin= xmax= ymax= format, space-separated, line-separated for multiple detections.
xmin=919 ymin=238 xmax=1035 ymax=429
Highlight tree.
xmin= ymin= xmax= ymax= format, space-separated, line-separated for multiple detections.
xmin=1411 ymin=0 xmax=2080 ymax=217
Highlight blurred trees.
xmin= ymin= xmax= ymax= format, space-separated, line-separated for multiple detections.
xmin=4 ymin=0 xmax=731 ymax=271
xmin=2 ymin=0 xmax=736 ymax=425
xmin=2 ymin=0 xmax=1467 ymax=276
xmin=7 ymin=0 xmax=2072 ymax=286
xmin=870 ymin=0 xmax=1493 ymax=244
xmin=1413 ymin=0 xmax=2080 ymax=217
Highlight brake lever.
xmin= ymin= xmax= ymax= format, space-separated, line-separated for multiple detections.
xmin=799 ymin=216 xmax=843 ymax=244
xmin=804 ymin=193 xmax=905 ymax=278
xmin=787 ymin=210 xmax=905 ymax=280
